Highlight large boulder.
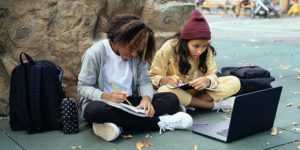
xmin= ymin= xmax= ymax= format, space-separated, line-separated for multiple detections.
xmin=0 ymin=0 xmax=194 ymax=115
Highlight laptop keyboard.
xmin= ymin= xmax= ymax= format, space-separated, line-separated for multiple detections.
xmin=217 ymin=129 xmax=229 ymax=137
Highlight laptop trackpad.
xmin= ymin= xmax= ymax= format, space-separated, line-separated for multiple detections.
xmin=193 ymin=120 xmax=230 ymax=142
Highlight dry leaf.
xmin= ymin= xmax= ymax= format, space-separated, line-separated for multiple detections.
xmin=121 ymin=134 xmax=133 ymax=139
xmin=270 ymin=127 xmax=278 ymax=136
xmin=279 ymin=65 xmax=292 ymax=70
xmin=297 ymin=76 xmax=300 ymax=80
xmin=144 ymin=134 xmax=152 ymax=138
xmin=293 ymin=127 xmax=300 ymax=131
xmin=136 ymin=141 xmax=152 ymax=150
xmin=71 ymin=145 xmax=82 ymax=150
xmin=286 ymin=103 xmax=293 ymax=107
xmin=223 ymin=115 xmax=230 ymax=120
xmin=194 ymin=144 xmax=197 ymax=150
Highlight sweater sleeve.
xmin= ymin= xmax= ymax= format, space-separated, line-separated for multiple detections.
xmin=204 ymin=49 xmax=218 ymax=89
xmin=149 ymin=40 xmax=174 ymax=88
xmin=137 ymin=61 xmax=154 ymax=100
xmin=77 ymin=43 xmax=103 ymax=101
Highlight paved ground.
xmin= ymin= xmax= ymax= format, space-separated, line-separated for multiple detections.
xmin=1 ymin=15 xmax=300 ymax=150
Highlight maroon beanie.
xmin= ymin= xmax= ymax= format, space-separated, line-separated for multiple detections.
xmin=180 ymin=10 xmax=211 ymax=40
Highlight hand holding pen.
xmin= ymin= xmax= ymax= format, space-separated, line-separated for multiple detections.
xmin=159 ymin=58 xmax=182 ymax=86
xmin=110 ymin=83 xmax=132 ymax=105
xmin=160 ymin=75 xmax=182 ymax=86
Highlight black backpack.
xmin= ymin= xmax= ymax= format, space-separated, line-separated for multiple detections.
xmin=9 ymin=52 xmax=65 ymax=133
xmin=217 ymin=66 xmax=275 ymax=95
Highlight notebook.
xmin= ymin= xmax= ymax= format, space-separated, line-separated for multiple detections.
xmin=95 ymin=99 xmax=147 ymax=117
xmin=166 ymin=83 xmax=223 ymax=91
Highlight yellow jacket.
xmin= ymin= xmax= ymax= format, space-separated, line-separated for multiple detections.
xmin=150 ymin=39 xmax=218 ymax=89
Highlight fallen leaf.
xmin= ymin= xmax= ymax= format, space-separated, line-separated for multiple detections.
xmin=297 ymin=76 xmax=300 ymax=80
xmin=194 ymin=144 xmax=197 ymax=150
xmin=71 ymin=145 xmax=82 ymax=150
xmin=0 ymin=117 xmax=9 ymax=120
xmin=121 ymin=134 xmax=133 ymax=139
xmin=223 ymin=115 xmax=230 ymax=120
xmin=270 ymin=127 xmax=278 ymax=136
xmin=286 ymin=103 xmax=293 ymax=107
xmin=279 ymin=65 xmax=292 ymax=70
xmin=292 ymin=92 xmax=300 ymax=95
xmin=271 ymin=39 xmax=281 ymax=43
xmin=136 ymin=141 xmax=152 ymax=150
xmin=293 ymin=127 xmax=300 ymax=131
xmin=144 ymin=134 xmax=152 ymax=138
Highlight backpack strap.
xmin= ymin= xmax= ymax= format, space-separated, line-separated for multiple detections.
xmin=20 ymin=52 xmax=35 ymax=65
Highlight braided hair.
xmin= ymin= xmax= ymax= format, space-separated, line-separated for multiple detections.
xmin=106 ymin=14 xmax=155 ymax=63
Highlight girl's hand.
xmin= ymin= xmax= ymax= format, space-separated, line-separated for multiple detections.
xmin=101 ymin=91 xmax=127 ymax=103
xmin=188 ymin=77 xmax=210 ymax=91
xmin=136 ymin=96 xmax=155 ymax=118
xmin=160 ymin=75 xmax=182 ymax=86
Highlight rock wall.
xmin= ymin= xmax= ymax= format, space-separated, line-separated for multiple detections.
xmin=0 ymin=0 xmax=194 ymax=115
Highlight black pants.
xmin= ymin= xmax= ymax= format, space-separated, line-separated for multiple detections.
xmin=84 ymin=92 xmax=179 ymax=130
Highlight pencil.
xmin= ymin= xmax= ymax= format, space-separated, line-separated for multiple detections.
xmin=193 ymin=122 xmax=209 ymax=126
xmin=170 ymin=58 xmax=177 ymax=76
xmin=110 ymin=83 xmax=133 ymax=106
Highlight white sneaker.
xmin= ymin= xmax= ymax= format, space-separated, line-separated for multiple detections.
xmin=218 ymin=97 xmax=236 ymax=113
xmin=179 ymin=104 xmax=186 ymax=112
xmin=158 ymin=112 xmax=193 ymax=134
xmin=92 ymin=123 xmax=121 ymax=141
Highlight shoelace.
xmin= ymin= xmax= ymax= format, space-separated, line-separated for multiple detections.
xmin=216 ymin=98 xmax=232 ymax=113
xmin=158 ymin=119 xmax=181 ymax=134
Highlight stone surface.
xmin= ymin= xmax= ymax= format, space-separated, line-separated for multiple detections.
xmin=0 ymin=60 xmax=9 ymax=115
xmin=0 ymin=0 xmax=194 ymax=115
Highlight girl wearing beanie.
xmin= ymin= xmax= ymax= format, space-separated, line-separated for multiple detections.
xmin=150 ymin=10 xmax=241 ymax=111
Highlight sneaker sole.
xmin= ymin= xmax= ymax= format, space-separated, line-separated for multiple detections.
xmin=92 ymin=123 xmax=120 ymax=141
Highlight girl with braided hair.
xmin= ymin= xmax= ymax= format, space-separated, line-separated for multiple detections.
xmin=77 ymin=14 xmax=193 ymax=141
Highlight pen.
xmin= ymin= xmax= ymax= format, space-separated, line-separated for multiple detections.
xmin=193 ymin=71 xmax=198 ymax=80
xmin=193 ymin=122 xmax=209 ymax=126
xmin=110 ymin=83 xmax=133 ymax=106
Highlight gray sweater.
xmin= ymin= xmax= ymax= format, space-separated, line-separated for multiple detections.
xmin=77 ymin=39 xmax=154 ymax=115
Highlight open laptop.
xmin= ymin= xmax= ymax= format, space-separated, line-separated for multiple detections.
xmin=192 ymin=86 xmax=282 ymax=143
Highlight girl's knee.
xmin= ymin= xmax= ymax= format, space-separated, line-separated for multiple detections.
xmin=230 ymin=76 xmax=241 ymax=93
xmin=157 ymin=85 xmax=172 ymax=93
xmin=165 ymin=92 xmax=180 ymax=106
